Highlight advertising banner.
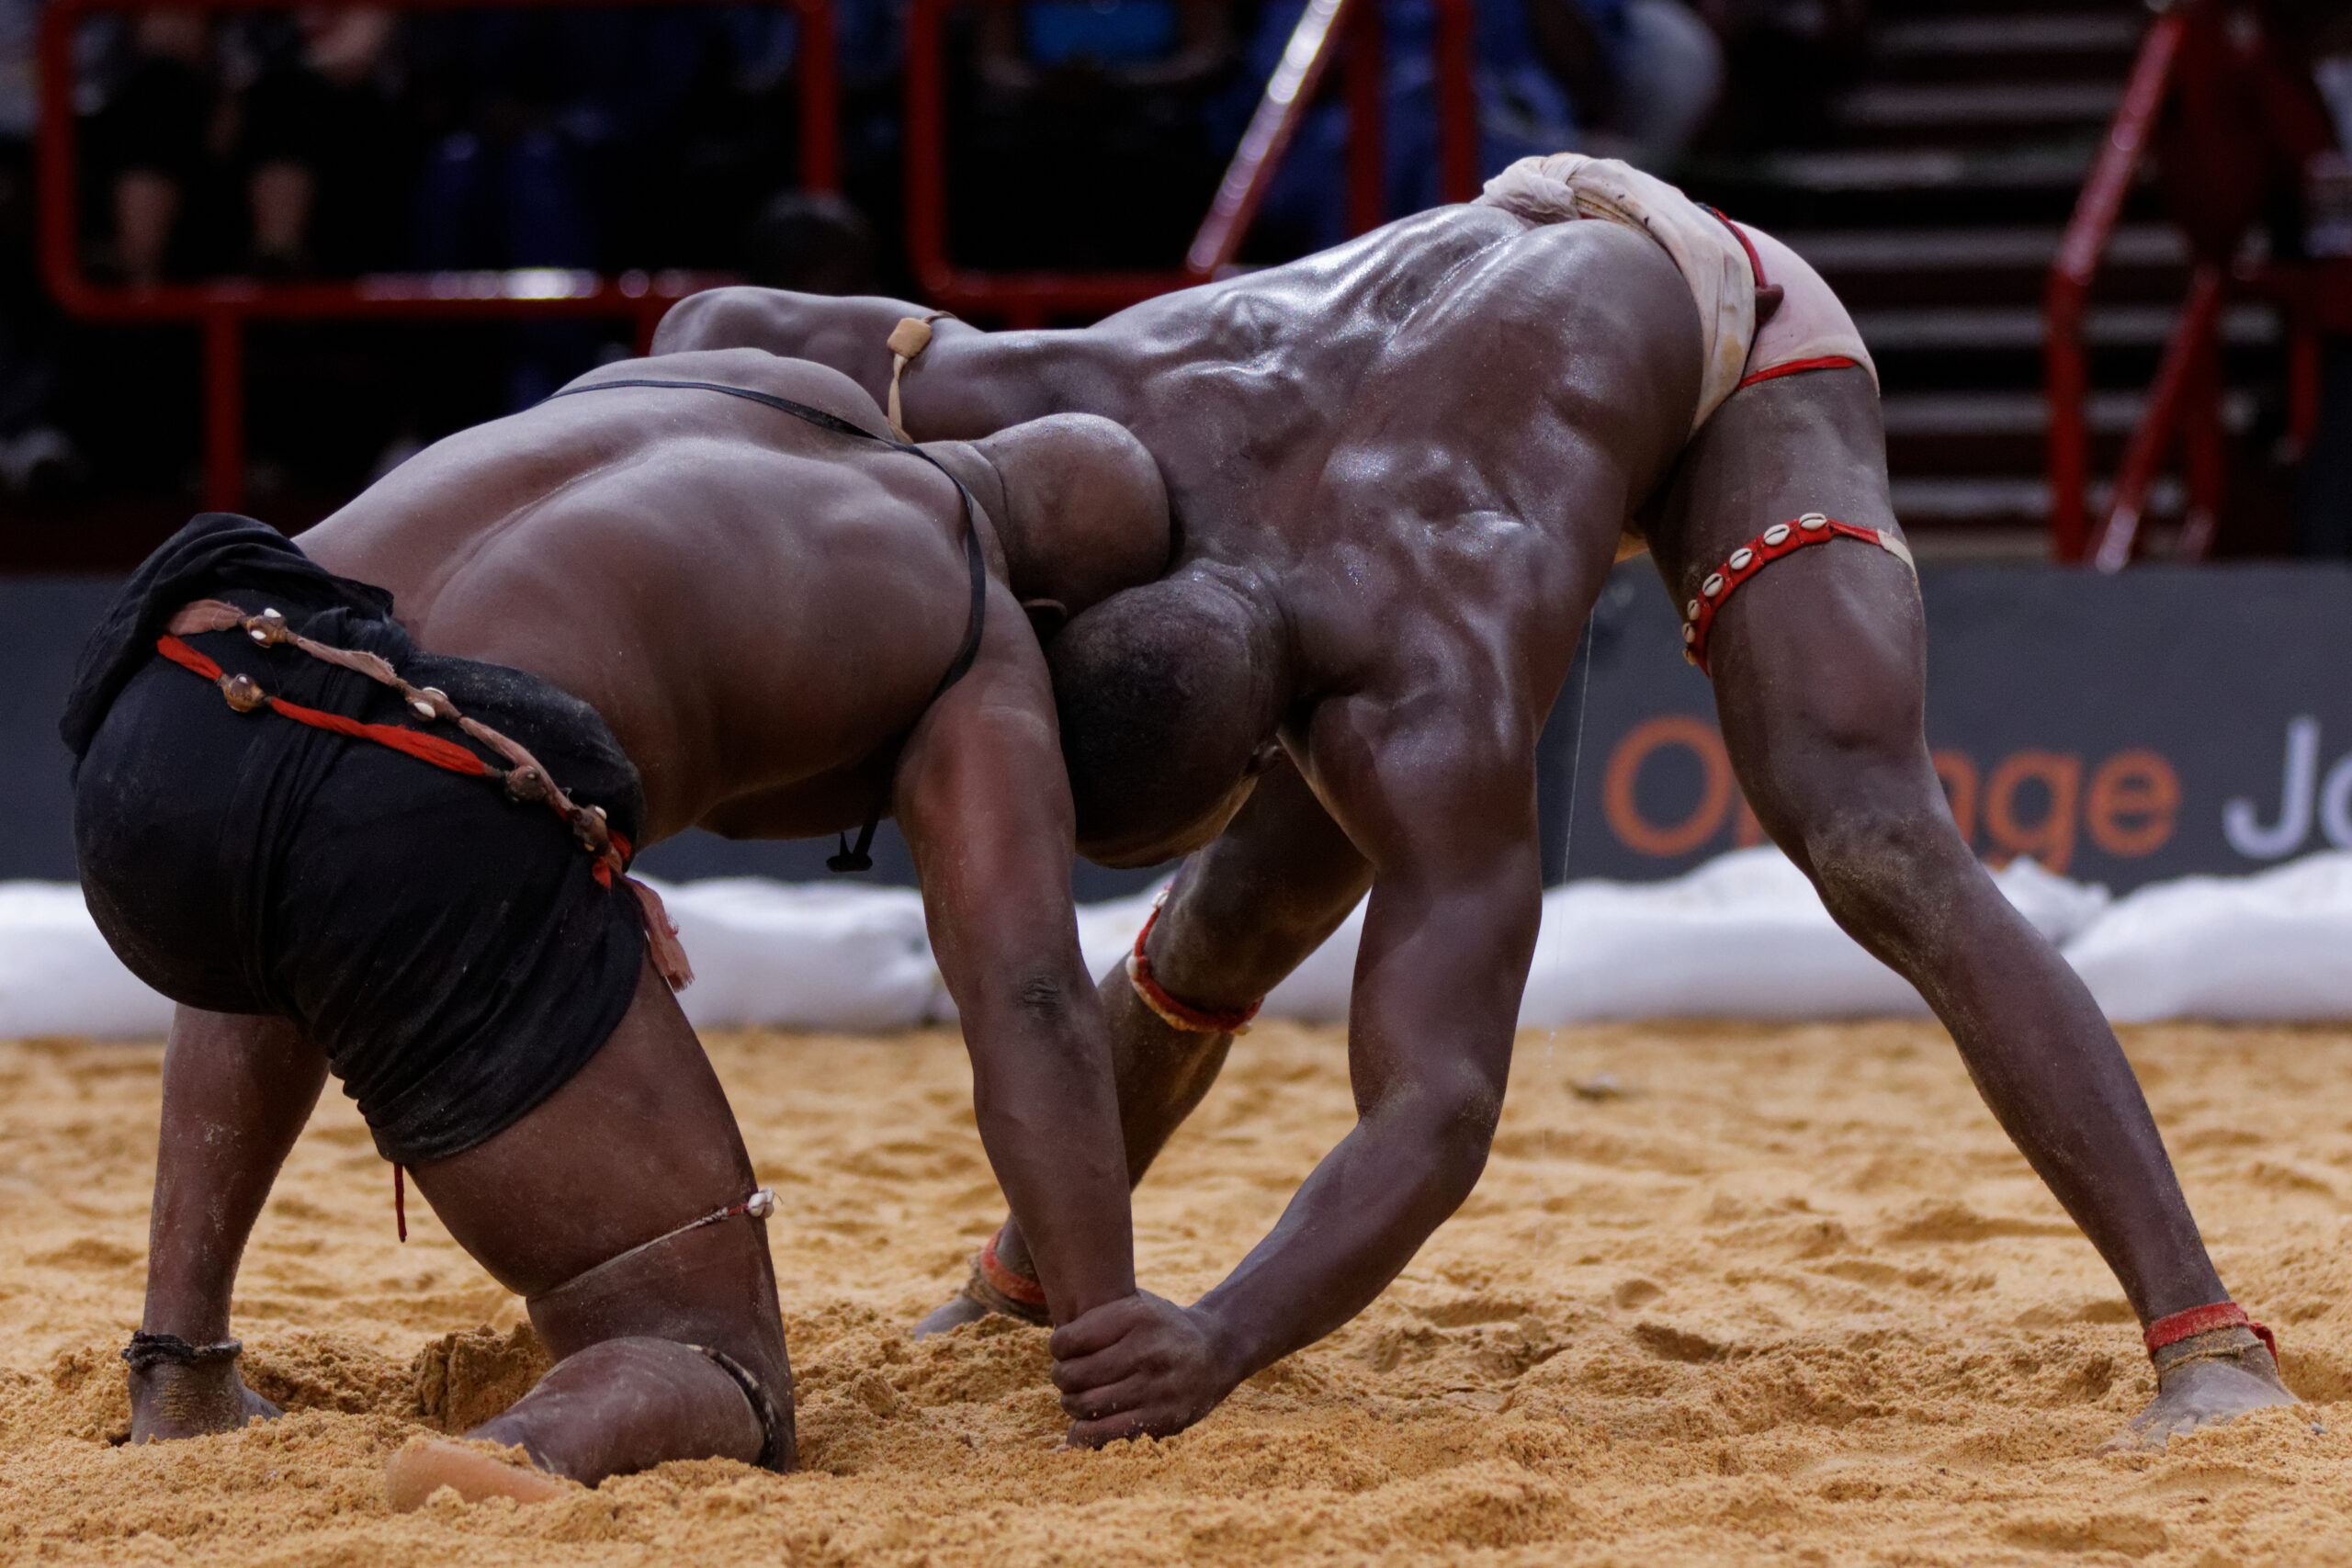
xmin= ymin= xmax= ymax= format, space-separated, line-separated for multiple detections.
xmin=1548 ymin=562 xmax=2352 ymax=893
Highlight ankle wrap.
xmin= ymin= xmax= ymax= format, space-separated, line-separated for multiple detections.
xmin=693 ymin=1344 xmax=792 ymax=1472
xmin=2145 ymin=1302 xmax=2277 ymax=1375
xmin=965 ymin=1225 xmax=1051 ymax=1326
xmin=122 ymin=1332 xmax=243 ymax=1372
xmin=1127 ymin=894 xmax=1260 ymax=1035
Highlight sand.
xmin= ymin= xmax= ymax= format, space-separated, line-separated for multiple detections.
xmin=2 ymin=1019 xmax=2349 ymax=1565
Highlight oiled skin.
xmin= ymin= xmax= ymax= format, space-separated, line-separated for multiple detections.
xmin=125 ymin=351 xmax=1156 ymax=1477
xmin=655 ymin=207 xmax=2292 ymax=1447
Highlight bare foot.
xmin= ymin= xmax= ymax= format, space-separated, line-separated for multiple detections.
xmin=912 ymin=1290 xmax=992 ymax=1338
xmin=385 ymin=1435 xmax=581 ymax=1511
xmin=129 ymin=1361 xmax=282 ymax=1442
xmin=2101 ymin=1344 xmax=2299 ymax=1452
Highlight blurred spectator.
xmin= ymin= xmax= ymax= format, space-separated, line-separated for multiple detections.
xmin=232 ymin=7 xmax=404 ymax=276
xmin=1241 ymin=0 xmax=1623 ymax=258
xmin=952 ymin=0 xmax=1235 ymax=269
xmin=0 ymin=0 xmax=78 ymax=493
xmin=748 ymin=187 xmax=877 ymax=294
xmin=1584 ymin=0 xmax=1722 ymax=172
xmin=404 ymin=8 xmax=711 ymax=407
xmin=93 ymin=8 xmax=222 ymax=286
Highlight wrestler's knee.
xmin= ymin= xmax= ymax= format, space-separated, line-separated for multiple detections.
xmin=1787 ymin=792 xmax=1974 ymax=948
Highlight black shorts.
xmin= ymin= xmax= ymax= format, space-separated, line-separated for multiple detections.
xmin=63 ymin=515 xmax=651 ymax=1165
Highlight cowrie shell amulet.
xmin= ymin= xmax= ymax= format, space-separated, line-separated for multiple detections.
xmin=1799 ymin=512 xmax=1829 ymax=528
xmin=1682 ymin=624 xmax=1697 ymax=644
xmin=1729 ymin=547 xmax=1755 ymax=570
xmin=1763 ymin=524 xmax=1791 ymax=546
xmin=1685 ymin=600 xmax=1701 ymax=621
xmin=1702 ymin=573 xmax=1724 ymax=597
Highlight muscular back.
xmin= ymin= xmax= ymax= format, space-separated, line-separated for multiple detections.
xmin=299 ymin=350 xmax=994 ymax=843
xmin=660 ymin=207 xmax=1701 ymax=751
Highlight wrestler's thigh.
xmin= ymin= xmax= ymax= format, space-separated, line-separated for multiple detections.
xmin=1702 ymin=542 xmax=1939 ymax=863
xmin=1155 ymin=757 xmax=1373 ymax=1004
xmin=408 ymin=955 xmax=763 ymax=1300
xmin=1649 ymin=370 xmax=1940 ymax=853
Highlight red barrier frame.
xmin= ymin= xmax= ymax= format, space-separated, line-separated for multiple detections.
xmin=905 ymin=0 xmax=1476 ymax=327
xmin=40 ymin=0 xmax=837 ymax=513
xmin=2044 ymin=0 xmax=2186 ymax=565
xmin=2086 ymin=263 xmax=2222 ymax=570
xmin=2050 ymin=0 xmax=2346 ymax=568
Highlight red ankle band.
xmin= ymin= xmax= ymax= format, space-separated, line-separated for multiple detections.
xmin=1126 ymin=896 xmax=1261 ymax=1035
xmin=2144 ymin=1302 xmax=2276 ymax=1362
xmin=978 ymin=1225 xmax=1047 ymax=1310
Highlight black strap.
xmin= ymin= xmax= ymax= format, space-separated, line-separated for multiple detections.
xmin=547 ymin=377 xmax=990 ymax=874
xmin=122 ymin=1331 xmax=243 ymax=1371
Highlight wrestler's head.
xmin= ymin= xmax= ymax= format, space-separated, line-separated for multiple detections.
xmin=1048 ymin=570 xmax=1291 ymax=867
xmin=968 ymin=413 xmax=1172 ymax=624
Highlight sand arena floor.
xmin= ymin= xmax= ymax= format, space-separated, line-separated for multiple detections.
xmin=2 ymin=1020 xmax=2350 ymax=1565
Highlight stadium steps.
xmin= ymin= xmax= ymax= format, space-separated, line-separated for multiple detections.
xmin=1689 ymin=0 xmax=2267 ymax=554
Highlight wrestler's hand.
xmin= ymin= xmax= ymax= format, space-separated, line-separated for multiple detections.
xmin=1050 ymin=1292 xmax=1240 ymax=1446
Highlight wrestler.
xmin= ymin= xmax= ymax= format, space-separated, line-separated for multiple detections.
xmin=657 ymin=154 xmax=2296 ymax=1451
xmin=62 ymin=349 xmax=1167 ymax=1501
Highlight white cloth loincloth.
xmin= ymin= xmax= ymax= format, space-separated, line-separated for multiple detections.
xmin=1476 ymin=152 xmax=1875 ymax=435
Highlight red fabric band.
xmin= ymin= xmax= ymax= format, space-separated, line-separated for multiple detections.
xmin=1127 ymin=897 xmax=1261 ymax=1034
xmin=1735 ymin=355 xmax=1865 ymax=395
xmin=978 ymin=1225 xmax=1048 ymax=1309
xmin=1679 ymin=514 xmax=1914 ymax=677
xmin=159 ymin=634 xmax=490 ymax=776
xmin=1698 ymin=203 xmax=1765 ymax=288
xmin=2144 ymin=1302 xmax=2277 ymax=1362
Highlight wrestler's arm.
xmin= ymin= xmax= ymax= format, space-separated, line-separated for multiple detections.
xmin=892 ymin=586 xmax=1138 ymax=1327
xmin=650 ymin=290 xmax=1049 ymax=441
xmin=1051 ymin=686 xmax=1542 ymax=1441
xmin=650 ymin=289 xmax=932 ymax=402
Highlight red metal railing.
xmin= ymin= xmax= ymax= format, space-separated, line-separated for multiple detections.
xmin=2087 ymin=263 xmax=2222 ymax=569
xmin=39 ymin=0 xmax=837 ymax=514
xmin=2050 ymin=0 xmax=2346 ymax=566
xmin=2044 ymin=0 xmax=2188 ymax=565
xmin=906 ymin=0 xmax=1476 ymax=326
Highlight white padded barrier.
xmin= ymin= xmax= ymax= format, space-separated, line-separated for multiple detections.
xmin=1 ymin=849 xmax=2345 ymax=1040
xmin=2064 ymin=852 xmax=2352 ymax=1024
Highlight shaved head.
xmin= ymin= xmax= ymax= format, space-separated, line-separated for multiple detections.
xmin=976 ymin=414 xmax=1171 ymax=617
xmin=1049 ymin=572 xmax=1290 ymax=866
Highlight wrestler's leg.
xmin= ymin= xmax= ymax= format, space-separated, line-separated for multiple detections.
xmin=916 ymin=759 xmax=1373 ymax=1332
xmin=1657 ymin=367 xmax=2290 ymax=1444
xmin=386 ymin=955 xmax=789 ymax=1506
xmin=130 ymin=1006 xmax=330 ymax=1441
